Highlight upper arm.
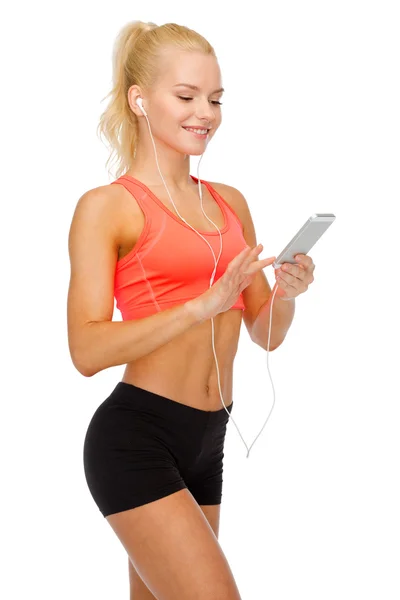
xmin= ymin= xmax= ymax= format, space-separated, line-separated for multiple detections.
xmin=67 ymin=186 xmax=120 ymax=373
xmin=211 ymin=183 xmax=272 ymax=341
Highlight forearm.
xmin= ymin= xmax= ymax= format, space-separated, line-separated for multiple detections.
xmin=251 ymin=289 xmax=296 ymax=351
xmin=76 ymin=301 xmax=202 ymax=377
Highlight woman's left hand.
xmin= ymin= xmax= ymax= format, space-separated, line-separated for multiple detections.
xmin=274 ymin=254 xmax=315 ymax=301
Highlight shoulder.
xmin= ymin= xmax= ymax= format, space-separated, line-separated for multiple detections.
xmin=69 ymin=183 xmax=126 ymax=245
xmin=207 ymin=181 xmax=243 ymax=211
xmin=74 ymin=182 xmax=122 ymax=211
xmin=207 ymin=181 xmax=256 ymax=242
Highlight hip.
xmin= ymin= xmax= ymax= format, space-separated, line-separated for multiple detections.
xmin=83 ymin=381 xmax=234 ymax=472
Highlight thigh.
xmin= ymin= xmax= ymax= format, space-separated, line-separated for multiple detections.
xmin=108 ymin=489 xmax=240 ymax=600
xmin=199 ymin=503 xmax=221 ymax=538
xmin=128 ymin=503 xmax=221 ymax=599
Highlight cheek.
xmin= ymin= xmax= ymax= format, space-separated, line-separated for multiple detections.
xmin=153 ymin=99 xmax=185 ymax=125
xmin=163 ymin=99 xmax=190 ymax=120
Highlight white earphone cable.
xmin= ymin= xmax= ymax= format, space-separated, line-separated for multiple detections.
xmin=139 ymin=100 xmax=279 ymax=458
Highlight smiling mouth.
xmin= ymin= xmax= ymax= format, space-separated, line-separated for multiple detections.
xmin=182 ymin=127 xmax=211 ymax=136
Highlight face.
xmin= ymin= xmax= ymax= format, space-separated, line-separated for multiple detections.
xmin=131 ymin=48 xmax=224 ymax=156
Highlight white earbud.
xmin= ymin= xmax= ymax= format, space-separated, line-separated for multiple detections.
xmin=136 ymin=97 xmax=147 ymax=116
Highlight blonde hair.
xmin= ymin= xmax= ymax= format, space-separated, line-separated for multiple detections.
xmin=97 ymin=21 xmax=216 ymax=180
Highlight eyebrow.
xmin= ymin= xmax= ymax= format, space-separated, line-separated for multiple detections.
xmin=173 ymin=83 xmax=224 ymax=94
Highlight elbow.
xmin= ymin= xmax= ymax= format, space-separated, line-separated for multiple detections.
xmin=254 ymin=335 xmax=284 ymax=352
xmin=265 ymin=343 xmax=278 ymax=352
xmin=71 ymin=349 xmax=96 ymax=378
xmin=73 ymin=359 xmax=94 ymax=378
xmin=79 ymin=358 xmax=97 ymax=378
xmin=269 ymin=337 xmax=285 ymax=352
xmin=80 ymin=366 xmax=96 ymax=378
xmin=69 ymin=326 xmax=100 ymax=377
xmin=267 ymin=336 xmax=285 ymax=351
xmin=252 ymin=335 xmax=277 ymax=352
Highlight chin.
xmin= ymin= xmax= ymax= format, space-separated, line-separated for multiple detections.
xmin=173 ymin=143 xmax=209 ymax=157
xmin=170 ymin=131 xmax=214 ymax=156
xmin=188 ymin=148 xmax=208 ymax=156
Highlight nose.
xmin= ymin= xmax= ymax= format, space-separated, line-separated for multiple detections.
xmin=196 ymin=99 xmax=217 ymax=126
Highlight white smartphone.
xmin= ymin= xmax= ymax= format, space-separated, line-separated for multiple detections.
xmin=272 ymin=213 xmax=336 ymax=270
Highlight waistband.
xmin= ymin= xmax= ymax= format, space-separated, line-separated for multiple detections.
xmin=112 ymin=381 xmax=233 ymax=425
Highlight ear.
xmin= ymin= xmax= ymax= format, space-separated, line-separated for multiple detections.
xmin=127 ymin=84 xmax=144 ymax=117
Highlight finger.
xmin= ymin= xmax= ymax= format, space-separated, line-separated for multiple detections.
xmin=276 ymin=275 xmax=295 ymax=294
xmin=298 ymin=255 xmax=315 ymax=273
xmin=276 ymin=273 xmax=297 ymax=295
xmin=229 ymin=246 xmax=252 ymax=272
xmin=249 ymin=244 xmax=276 ymax=270
xmin=237 ymin=244 xmax=263 ymax=273
xmin=277 ymin=270 xmax=294 ymax=285
xmin=244 ymin=245 xmax=275 ymax=270
xmin=244 ymin=260 xmax=272 ymax=279
xmin=242 ymin=244 xmax=262 ymax=268
xmin=239 ymin=246 xmax=253 ymax=261
xmin=280 ymin=268 xmax=305 ymax=285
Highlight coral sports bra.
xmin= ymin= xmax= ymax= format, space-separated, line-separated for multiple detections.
xmin=111 ymin=174 xmax=248 ymax=321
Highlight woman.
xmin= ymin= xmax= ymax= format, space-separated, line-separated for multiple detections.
xmin=67 ymin=21 xmax=314 ymax=600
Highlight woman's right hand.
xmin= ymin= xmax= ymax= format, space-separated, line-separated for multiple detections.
xmin=186 ymin=244 xmax=276 ymax=322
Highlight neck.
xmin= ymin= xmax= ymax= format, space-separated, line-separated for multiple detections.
xmin=126 ymin=139 xmax=197 ymax=189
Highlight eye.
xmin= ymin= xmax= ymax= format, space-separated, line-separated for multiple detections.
xmin=178 ymin=96 xmax=223 ymax=106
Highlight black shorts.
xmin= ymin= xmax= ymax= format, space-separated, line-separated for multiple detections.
xmin=83 ymin=381 xmax=233 ymax=518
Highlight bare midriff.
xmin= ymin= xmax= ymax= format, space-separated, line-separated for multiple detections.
xmin=110 ymin=176 xmax=244 ymax=412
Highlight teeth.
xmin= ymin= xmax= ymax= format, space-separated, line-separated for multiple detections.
xmin=184 ymin=127 xmax=208 ymax=134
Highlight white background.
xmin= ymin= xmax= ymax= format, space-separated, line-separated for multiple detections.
xmin=1 ymin=1 xmax=399 ymax=598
